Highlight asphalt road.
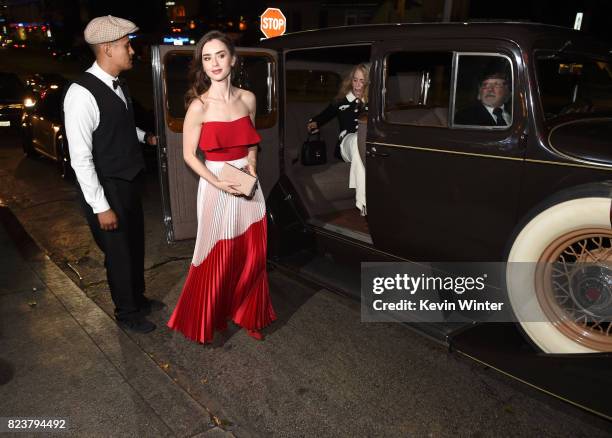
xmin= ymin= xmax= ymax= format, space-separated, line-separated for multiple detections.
xmin=1 ymin=127 xmax=610 ymax=437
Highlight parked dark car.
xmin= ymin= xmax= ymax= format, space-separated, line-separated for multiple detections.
xmin=0 ymin=72 xmax=29 ymax=130
xmin=152 ymin=23 xmax=612 ymax=357
xmin=21 ymin=76 xmax=156 ymax=180
xmin=23 ymin=73 xmax=67 ymax=97
xmin=21 ymin=79 xmax=74 ymax=179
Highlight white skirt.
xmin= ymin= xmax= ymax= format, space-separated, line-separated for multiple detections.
xmin=192 ymin=157 xmax=267 ymax=266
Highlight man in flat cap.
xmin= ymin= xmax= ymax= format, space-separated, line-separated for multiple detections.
xmin=64 ymin=15 xmax=159 ymax=333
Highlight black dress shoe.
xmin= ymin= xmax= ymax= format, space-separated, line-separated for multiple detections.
xmin=140 ymin=298 xmax=166 ymax=315
xmin=139 ymin=298 xmax=166 ymax=315
xmin=117 ymin=316 xmax=156 ymax=333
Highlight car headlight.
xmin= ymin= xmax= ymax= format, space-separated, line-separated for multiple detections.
xmin=24 ymin=98 xmax=36 ymax=108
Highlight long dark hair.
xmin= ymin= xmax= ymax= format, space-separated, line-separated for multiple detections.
xmin=185 ymin=30 xmax=236 ymax=108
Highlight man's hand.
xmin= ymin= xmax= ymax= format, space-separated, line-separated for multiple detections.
xmin=98 ymin=209 xmax=118 ymax=231
xmin=145 ymin=132 xmax=157 ymax=146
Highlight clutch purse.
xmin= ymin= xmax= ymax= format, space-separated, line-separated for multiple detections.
xmin=219 ymin=163 xmax=258 ymax=198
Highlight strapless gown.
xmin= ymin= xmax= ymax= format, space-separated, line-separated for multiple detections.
xmin=167 ymin=116 xmax=276 ymax=343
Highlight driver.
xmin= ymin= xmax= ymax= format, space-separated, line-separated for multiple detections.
xmin=455 ymin=72 xmax=511 ymax=126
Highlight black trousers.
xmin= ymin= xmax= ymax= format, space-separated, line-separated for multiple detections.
xmin=79 ymin=175 xmax=146 ymax=320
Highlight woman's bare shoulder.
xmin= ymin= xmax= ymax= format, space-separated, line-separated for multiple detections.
xmin=237 ymin=88 xmax=255 ymax=102
xmin=186 ymin=95 xmax=209 ymax=120
xmin=237 ymin=88 xmax=256 ymax=112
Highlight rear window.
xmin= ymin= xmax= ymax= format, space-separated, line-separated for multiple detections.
xmin=536 ymin=53 xmax=612 ymax=120
xmin=384 ymin=51 xmax=452 ymax=127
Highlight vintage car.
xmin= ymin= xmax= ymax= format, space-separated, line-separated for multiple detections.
xmin=151 ymin=23 xmax=612 ymax=356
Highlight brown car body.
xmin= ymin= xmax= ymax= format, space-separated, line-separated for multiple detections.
xmin=153 ymin=23 xmax=612 ymax=356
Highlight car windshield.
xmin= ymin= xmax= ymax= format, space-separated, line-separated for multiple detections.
xmin=537 ymin=53 xmax=612 ymax=120
xmin=0 ymin=72 xmax=25 ymax=99
xmin=37 ymin=88 xmax=63 ymax=119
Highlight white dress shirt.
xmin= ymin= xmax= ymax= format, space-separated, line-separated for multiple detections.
xmin=483 ymin=104 xmax=511 ymax=125
xmin=64 ymin=62 xmax=146 ymax=213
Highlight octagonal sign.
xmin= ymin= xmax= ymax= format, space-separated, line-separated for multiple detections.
xmin=260 ymin=7 xmax=286 ymax=39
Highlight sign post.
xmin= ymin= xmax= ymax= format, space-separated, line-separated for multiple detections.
xmin=260 ymin=8 xmax=286 ymax=39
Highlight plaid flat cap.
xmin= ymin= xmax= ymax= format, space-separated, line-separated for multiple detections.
xmin=84 ymin=15 xmax=139 ymax=44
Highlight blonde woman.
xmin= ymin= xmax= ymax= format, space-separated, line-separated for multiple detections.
xmin=307 ymin=63 xmax=369 ymax=215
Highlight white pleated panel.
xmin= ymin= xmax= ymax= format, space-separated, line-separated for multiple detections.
xmin=191 ymin=157 xmax=266 ymax=266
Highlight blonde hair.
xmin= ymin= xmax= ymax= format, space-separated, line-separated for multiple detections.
xmin=336 ymin=63 xmax=369 ymax=104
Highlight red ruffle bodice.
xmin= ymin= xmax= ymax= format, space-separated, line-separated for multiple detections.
xmin=199 ymin=116 xmax=261 ymax=161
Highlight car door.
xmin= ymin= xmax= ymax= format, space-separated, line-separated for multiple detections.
xmin=366 ymin=39 xmax=528 ymax=261
xmin=152 ymin=45 xmax=279 ymax=242
xmin=31 ymin=91 xmax=61 ymax=159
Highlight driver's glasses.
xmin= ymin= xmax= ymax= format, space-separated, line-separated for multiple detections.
xmin=481 ymin=80 xmax=506 ymax=90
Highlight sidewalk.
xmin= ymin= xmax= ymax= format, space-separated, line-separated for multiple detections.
xmin=0 ymin=206 xmax=233 ymax=437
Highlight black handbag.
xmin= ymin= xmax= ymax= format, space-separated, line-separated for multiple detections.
xmin=299 ymin=133 xmax=327 ymax=166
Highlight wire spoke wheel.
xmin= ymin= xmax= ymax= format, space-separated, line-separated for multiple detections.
xmin=536 ymin=229 xmax=612 ymax=351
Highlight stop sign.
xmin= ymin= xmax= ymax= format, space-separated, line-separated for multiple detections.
xmin=260 ymin=7 xmax=286 ymax=39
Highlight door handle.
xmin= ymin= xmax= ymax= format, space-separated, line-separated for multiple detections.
xmin=367 ymin=146 xmax=389 ymax=158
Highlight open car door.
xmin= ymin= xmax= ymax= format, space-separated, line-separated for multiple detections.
xmin=151 ymin=45 xmax=279 ymax=242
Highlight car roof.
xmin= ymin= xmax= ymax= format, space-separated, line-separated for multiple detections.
xmin=258 ymin=22 xmax=606 ymax=53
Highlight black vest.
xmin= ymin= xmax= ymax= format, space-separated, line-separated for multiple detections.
xmin=74 ymin=72 xmax=144 ymax=180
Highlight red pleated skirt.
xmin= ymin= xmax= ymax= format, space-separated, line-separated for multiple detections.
xmin=167 ymin=157 xmax=276 ymax=343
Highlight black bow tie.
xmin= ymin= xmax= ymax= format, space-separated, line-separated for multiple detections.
xmin=112 ymin=79 xmax=123 ymax=90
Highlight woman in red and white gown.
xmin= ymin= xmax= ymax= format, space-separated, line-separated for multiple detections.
xmin=167 ymin=31 xmax=276 ymax=343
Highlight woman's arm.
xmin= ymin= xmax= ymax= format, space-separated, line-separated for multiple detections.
xmin=182 ymin=100 xmax=240 ymax=194
xmin=308 ymin=101 xmax=339 ymax=132
xmin=243 ymin=91 xmax=258 ymax=177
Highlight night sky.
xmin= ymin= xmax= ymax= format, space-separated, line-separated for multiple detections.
xmin=468 ymin=0 xmax=612 ymax=43
xmin=6 ymin=1 xmax=612 ymax=46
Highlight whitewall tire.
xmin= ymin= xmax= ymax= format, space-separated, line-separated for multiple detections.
xmin=507 ymin=195 xmax=612 ymax=354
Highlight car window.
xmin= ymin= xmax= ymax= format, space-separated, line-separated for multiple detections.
xmin=37 ymin=90 xmax=62 ymax=120
xmin=453 ymin=54 xmax=513 ymax=129
xmin=286 ymin=70 xmax=341 ymax=102
xmin=163 ymin=51 xmax=275 ymax=131
xmin=536 ymin=53 xmax=612 ymax=120
xmin=285 ymin=45 xmax=371 ymax=103
xmin=164 ymin=52 xmax=191 ymax=120
xmin=234 ymin=55 xmax=275 ymax=120
xmin=383 ymin=52 xmax=452 ymax=127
